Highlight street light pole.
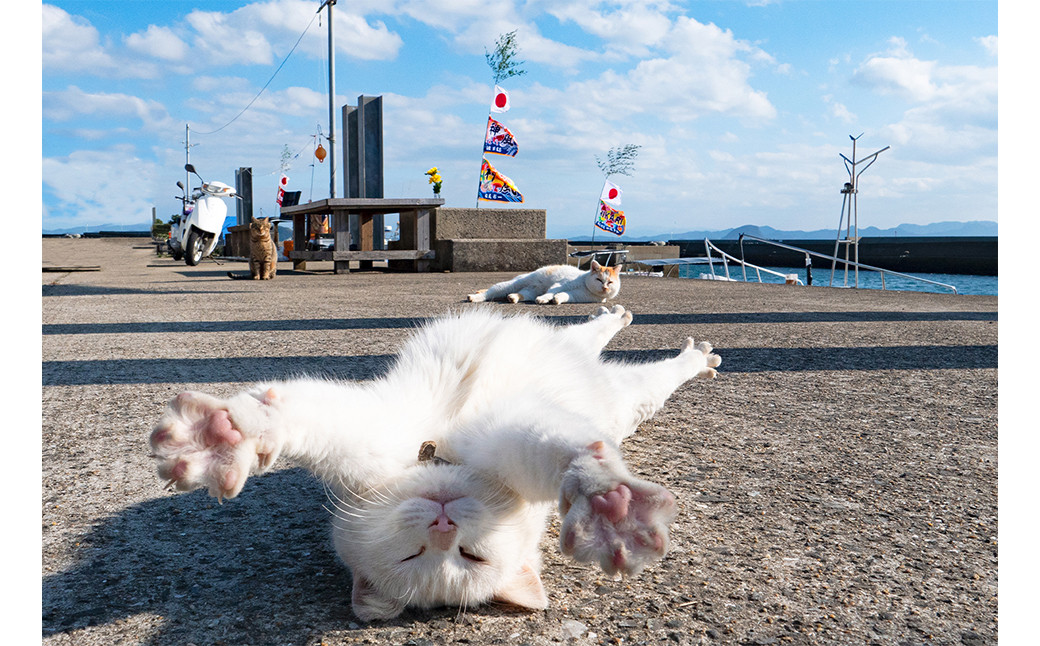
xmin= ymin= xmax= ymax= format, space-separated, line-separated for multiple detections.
xmin=319 ymin=0 xmax=337 ymax=198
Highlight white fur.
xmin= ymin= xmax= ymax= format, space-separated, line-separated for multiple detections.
xmin=467 ymin=260 xmax=620 ymax=304
xmin=150 ymin=305 xmax=720 ymax=621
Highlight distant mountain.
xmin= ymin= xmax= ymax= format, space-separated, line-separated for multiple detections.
xmin=43 ymin=223 xmax=151 ymax=235
xmin=46 ymin=219 xmax=998 ymax=240
xmin=566 ymin=220 xmax=997 ymax=242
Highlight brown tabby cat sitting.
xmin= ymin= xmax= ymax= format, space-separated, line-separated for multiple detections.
xmin=228 ymin=218 xmax=277 ymax=280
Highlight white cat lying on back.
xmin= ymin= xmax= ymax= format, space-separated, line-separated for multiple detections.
xmin=468 ymin=260 xmax=621 ymax=304
xmin=150 ymin=305 xmax=720 ymax=621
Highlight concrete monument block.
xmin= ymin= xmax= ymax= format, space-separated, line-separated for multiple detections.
xmin=432 ymin=207 xmax=546 ymax=240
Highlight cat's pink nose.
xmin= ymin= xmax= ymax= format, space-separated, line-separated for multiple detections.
xmin=429 ymin=513 xmax=457 ymax=550
xmin=429 ymin=514 xmax=455 ymax=532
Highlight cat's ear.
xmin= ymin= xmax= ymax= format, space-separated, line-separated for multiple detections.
xmin=350 ymin=573 xmax=406 ymax=621
xmin=493 ymin=562 xmax=548 ymax=610
xmin=590 ymin=260 xmax=602 ymax=271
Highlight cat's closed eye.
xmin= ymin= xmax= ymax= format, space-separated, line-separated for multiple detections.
xmin=401 ymin=547 xmax=425 ymax=562
xmin=459 ymin=547 xmax=486 ymax=563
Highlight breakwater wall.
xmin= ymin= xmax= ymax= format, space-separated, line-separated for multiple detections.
xmin=666 ymin=237 xmax=997 ymax=276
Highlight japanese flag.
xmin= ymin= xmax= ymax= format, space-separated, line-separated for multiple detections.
xmin=490 ymin=85 xmax=510 ymax=113
xmin=276 ymin=174 xmax=289 ymax=205
xmin=600 ymin=179 xmax=622 ymax=207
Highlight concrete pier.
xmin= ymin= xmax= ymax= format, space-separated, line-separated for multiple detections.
xmin=42 ymin=237 xmax=997 ymax=646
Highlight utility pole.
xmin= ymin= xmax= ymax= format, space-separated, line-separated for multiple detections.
xmin=182 ymin=124 xmax=198 ymax=196
xmin=319 ymin=0 xmax=337 ymax=198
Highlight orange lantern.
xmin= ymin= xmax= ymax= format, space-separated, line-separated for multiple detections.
xmin=315 ymin=143 xmax=327 ymax=163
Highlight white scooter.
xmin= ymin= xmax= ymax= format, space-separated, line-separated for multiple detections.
xmin=169 ymin=163 xmax=236 ymax=266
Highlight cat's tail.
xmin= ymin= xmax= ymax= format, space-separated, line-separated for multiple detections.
xmin=227 ymin=272 xmax=251 ymax=280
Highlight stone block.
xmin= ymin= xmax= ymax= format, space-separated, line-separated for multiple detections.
xmin=433 ymin=207 xmax=546 ymax=240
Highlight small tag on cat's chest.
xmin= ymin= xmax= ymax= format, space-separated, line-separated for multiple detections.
xmin=418 ymin=440 xmax=452 ymax=466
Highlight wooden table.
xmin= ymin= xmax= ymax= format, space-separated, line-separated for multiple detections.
xmin=280 ymin=198 xmax=444 ymax=273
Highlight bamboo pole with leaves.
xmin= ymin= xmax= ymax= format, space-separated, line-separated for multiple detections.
xmin=477 ymin=31 xmax=527 ymax=207
xmin=486 ymin=30 xmax=527 ymax=85
xmin=591 ymin=144 xmax=640 ymax=244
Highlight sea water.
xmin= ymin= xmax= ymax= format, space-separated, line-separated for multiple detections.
xmin=676 ymin=264 xmax=997 ymax=296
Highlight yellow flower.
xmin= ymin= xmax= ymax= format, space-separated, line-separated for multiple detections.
xmin=425 ymin=167 xmax=438 ymax=175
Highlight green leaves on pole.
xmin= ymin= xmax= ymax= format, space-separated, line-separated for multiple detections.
xmin=596 ymin=144 xmax=641 ymax=178
xmin=486 ymin=30 xmax=527 ymax=85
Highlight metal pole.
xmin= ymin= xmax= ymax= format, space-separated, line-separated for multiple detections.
xmin=184 ymin=124 xmax=190 ymax=194
xmin=850 ymin=135 xmax=858 ymax=287
xmin=590 ymin=178 xmax=605 ymax=247
xmin=324 ymin=0 xmax=337 ymax=198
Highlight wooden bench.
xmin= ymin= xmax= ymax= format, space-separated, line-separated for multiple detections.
xmin=281 ymin=198 xmax=444 ymax=273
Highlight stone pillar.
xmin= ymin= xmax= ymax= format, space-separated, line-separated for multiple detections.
xmin=234 ymin=167 xmax=253 ymax=225
xmin=343 ymin=96 xmax=385 ymax=260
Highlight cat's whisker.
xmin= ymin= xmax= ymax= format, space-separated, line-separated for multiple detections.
xmin=322 ymin=489 xmax=368 ymax=518
xmin=322 ymin=503 xmax=368 ymax=521
xmin=326 ymin=518 xmax=373 ymax=538
xmin=456 ymin=588 xmax=470 ymax=624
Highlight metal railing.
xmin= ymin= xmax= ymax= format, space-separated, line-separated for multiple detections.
xmin=734 ymin=234 xmax=958 ymax=294
xmin=702 ymin=238 xmax=804 ymax=285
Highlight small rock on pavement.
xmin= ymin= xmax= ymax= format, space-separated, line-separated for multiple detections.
xmin=561 ymin=619 xmax=587 ymax=640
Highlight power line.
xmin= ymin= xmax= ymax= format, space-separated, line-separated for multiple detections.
xmin=191 ymin=10 xmax=321 ymax=136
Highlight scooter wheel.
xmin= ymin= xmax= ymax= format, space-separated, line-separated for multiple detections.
xmin=185 ymin=231 xmax=205 ymax=266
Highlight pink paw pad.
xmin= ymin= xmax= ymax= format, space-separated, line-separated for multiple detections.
xmin=150 ymin=390 xmax=269 ymax=501
xmin=590 ymin=484 xmax=632 ymax=523
xmin=203 ymin=410 xmax=242 ymax=446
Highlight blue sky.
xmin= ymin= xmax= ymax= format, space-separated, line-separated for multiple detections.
xmin=40 ymin=0 xmax=1002 ymax=238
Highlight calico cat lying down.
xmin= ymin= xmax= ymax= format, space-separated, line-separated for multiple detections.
xmin=468 ymin=260 xmax=621 ymax=304
xmin=150 ymin=306 xmax=720 ymax=621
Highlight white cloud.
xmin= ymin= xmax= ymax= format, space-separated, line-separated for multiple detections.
xmin=823 ymin=95 xmax=856 ymax=124
xmin=43 ymin=86 xmax=175 ymax=132
xmin=125 ymin=25 xmax=189 ymax=62
xmin=851 ymin=39 xmax=996 ymax=163
xmin=853 ymin=52 xmax=938 ymax=102
xmin=43 ymin=148 xmax=162 ymax=228
xmin=43 ymin=4 xmax=155 ymax=78
xmin=185 ymin=10 xmax=275 ymax=66
xmin=976 ymin=35 xmax=997 ymax=57
xmin=546 ymin=16 xmax=777 ymax=125
xmin=391 ymin=0 xmax=512 ymax=32
xmin=547 ymin=0 xmax=677 ymax=58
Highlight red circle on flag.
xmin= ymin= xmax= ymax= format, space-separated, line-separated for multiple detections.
xmin=280 ymin=176 xmax=289 ymax=187
xmin=495 ymin=93 xmax=508 ymax=108
xmin=608 ymin=188 xmax=619 ymax=200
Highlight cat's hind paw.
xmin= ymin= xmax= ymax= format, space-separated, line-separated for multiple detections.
xmin=149 ymin=390 xmax=279 ymax=501
xmin=467 ymin=291 xmax=487 ymax=303
xmin=534 ymin=293 xmax=554 ymax=304
xmin=559 ymin=442 xmax=677 ymax=577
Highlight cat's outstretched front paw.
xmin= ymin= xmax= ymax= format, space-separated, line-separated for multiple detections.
xmin=589 ymin=304 xmax=633 ymax=327
xmin=149 ymin=390 xmax=280 ymax=501
xmin=558 ymin=442 xmax=677 ymax=576
xmin=680 ymin=337 xmax=722 ymax=379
